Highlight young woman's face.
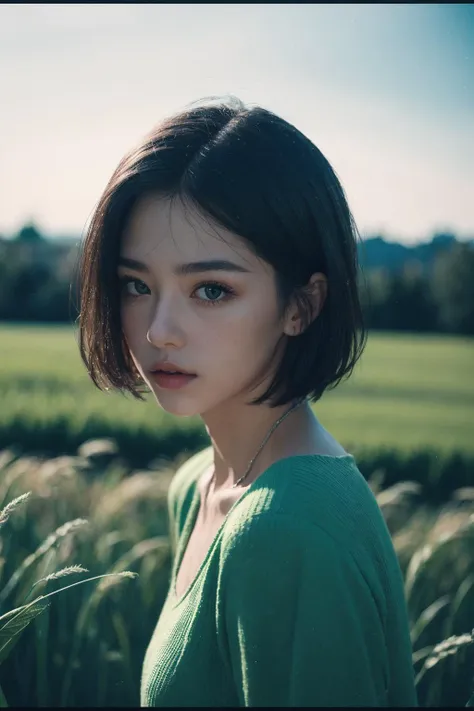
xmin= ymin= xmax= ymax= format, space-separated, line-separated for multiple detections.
xmin=118 ymin=194 xmax=293 ymax=416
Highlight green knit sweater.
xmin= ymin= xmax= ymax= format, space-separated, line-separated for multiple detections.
xmin=140 ymin=446 xmax=418 ymax=707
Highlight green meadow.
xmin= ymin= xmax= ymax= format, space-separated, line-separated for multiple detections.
xmin=1 ymin=323 xmax=474 ymax=707
xmin=1 ymin=323 xmax=473 ymax=457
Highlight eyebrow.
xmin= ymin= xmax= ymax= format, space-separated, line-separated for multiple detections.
xmin=117 ymin=256 xmax=252 ymax=276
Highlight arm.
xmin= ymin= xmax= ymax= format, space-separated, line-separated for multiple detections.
xmin=217 ymin=514 xmax=389 ymax=707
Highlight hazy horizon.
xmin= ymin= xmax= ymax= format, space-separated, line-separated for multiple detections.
xmin=1 ymin=4 xmax=472 ymax=246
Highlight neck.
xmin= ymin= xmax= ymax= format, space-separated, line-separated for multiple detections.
xmin=201 ymin=397 xmax=311 ymax=491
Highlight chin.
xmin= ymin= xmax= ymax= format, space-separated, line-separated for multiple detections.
xmin=149 ymin=390 xmax=202 ymax=418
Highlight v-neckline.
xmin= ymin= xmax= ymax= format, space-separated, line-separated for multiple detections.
xmin=170 ymin=461 xmax=261 ymax=607
xmin=169 ymin=452 xmax=355 ymax=608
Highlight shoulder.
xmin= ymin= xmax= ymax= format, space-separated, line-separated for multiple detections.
xmin=225 ymin=454 xmax=389 ymax=554
xmin=220 ymin=454 xmax=394 ymax=603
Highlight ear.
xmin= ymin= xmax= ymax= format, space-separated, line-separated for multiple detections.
xmin=283 ymin=272 xmax=328 ymax=336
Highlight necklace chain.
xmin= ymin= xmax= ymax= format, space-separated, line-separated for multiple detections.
xmin=232 ymin=398 xmax=306 ymax=487
xmin=207 ymin=397 xmax=306 ymax=491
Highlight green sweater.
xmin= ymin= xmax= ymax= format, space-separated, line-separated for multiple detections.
xmin=140 ymin=446 xmax=418 ymax=707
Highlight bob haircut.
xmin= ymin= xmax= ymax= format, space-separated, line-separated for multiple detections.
xmin=77 ymin=95 xmax=368 ymax=409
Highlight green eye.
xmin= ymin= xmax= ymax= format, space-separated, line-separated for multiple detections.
xmin=193 ymin=282 xmax=236 ymax=306
xmin=118 ymin=276 xmax=236 ymax=305
xmin=119 ymin=277 xmax=149 ymax=297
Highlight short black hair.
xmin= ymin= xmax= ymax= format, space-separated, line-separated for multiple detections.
xmin=76 ymin=95 xmax=368 ymax=408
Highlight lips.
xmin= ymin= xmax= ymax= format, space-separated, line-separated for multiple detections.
xmin=149 ymin=361 xmax=195 ymax=376
xmin=150 ymin=370 xmax=197 ymax=390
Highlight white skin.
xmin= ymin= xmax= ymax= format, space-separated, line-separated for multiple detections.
xmin=119 ymin=194 xmax=339 ymax=514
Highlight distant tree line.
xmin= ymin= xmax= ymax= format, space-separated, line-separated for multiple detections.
xmin=0 ymin=222 xmax=473 ymax=335
xmin=358 ymin=240 xmax=474 ymax=335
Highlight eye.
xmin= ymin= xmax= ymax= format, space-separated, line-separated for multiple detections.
xmin=118 ymin=275 xmax=236 ymax=305
xmin=193 ymin=281 xmax=236 ymax=306
xmin=118 ymin=276 xmax=149 ymax=297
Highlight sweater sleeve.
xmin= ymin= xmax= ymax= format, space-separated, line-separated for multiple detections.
xmin=217 ymin=513 xmax=390 ymax=707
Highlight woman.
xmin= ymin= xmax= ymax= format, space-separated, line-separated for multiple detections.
xmin=78 ymin=96 xmax=418 ymax=707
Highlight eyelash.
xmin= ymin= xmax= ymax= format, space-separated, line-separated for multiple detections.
xmin=118 ymin=276 xmax=236 ymax=307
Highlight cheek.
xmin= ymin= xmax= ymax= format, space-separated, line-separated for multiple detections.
xmin=120 ymin=305 xmax=142 ymax=351
xmin=217 ymin=302 xmax=281 ymax=356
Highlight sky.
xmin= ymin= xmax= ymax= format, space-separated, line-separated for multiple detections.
xmin=0 ymin=3 xmax=473 ymax=245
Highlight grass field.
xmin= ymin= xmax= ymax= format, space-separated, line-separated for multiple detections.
xmin=1 ymin=323 xmax=474 ymax=707
xmin=1 ymin=323 xmax=473 ymax=455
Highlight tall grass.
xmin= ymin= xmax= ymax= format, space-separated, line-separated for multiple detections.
xmin=369 ymin=472 xmax=474 ymax=706
xmin=0 ymin=446 xmax=177 ymax=707
xmin=0 ymin=443 xmax=473 ymax=706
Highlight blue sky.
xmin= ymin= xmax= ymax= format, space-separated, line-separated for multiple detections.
xmin=0 ymin=3 xmax=472 ymax=245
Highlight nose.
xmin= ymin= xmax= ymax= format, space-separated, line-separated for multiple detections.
xmin=146 ymin=299 xmax=186 ymax=349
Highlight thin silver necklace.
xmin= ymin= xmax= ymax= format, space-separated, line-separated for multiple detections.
xmin=209 ymin=397 xmax=307 ymax=491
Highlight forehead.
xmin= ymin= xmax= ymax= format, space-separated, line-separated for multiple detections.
xmin=120 ymin=194 xmax=256 ymax=269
